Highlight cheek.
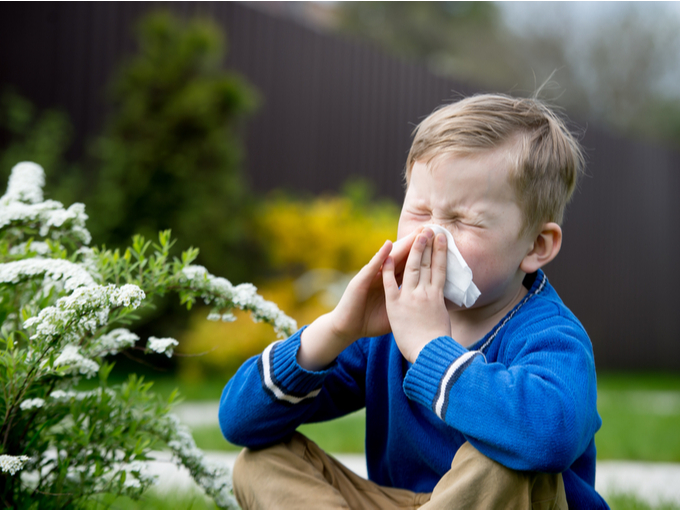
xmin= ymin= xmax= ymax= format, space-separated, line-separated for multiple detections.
xmin=454 ymin=236 xmax=502 ymax=285
xmin=397 ymin=216 xmax=420 ymax=240
xmin=456 ymin=241 xmax=483 ymax=275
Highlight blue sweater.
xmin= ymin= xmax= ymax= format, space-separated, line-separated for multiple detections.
xmin=220 ymin=270 xmax=609 ymax=508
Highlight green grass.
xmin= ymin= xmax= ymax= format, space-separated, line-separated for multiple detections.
xmin=298 ymin=410 xmax=366 ymax=453
xmin=190 ymin=409 xmax=367 ymax=453
xmin=147 ymin=377 xmax=228 ymax=402
xmin=597 ymin=372 xmax=680 ymax=462
xmin=85 ymin=489 xmax=219 ymax=509
xmin=606 ymin=493 xmax=680 ymax=510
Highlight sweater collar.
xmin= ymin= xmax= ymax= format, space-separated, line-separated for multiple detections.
xmin=470 ymin=269 xmax=548 ymax=354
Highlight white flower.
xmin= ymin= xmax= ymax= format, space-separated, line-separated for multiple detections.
xmin=41 ymin=203 xmax=86 ymax=232
xmin=50 ymin=388 xmax=115 ymax=402
xmin=207 ymin=276 xmax=233 ymax=295
xmin=179 ymin=264 xmax=297 ymax=339
xmin=0 ymin=454 xmax=30 ymax=475
xmin=181 ymin=265 xmax=208 ymax=281
xmin=0 ymin=162 xmax=45 ymax=205
xmin=23 ymin=283 xmax=145 ymax=349
xmin=113 ymin=284 xmax=146 ymax=308
xmin=123 ymin=460 xmax=157 ymax=488
xmin=54 ymin=344 xmax=100 ymax=378
xmin=19 ymin=398 xmax=45 ymax=411
xmin=0 ymin=162 xmax=91 ymax=244
xmin=92 ymin=328 xmax=139 ymax=355
xmin=221 ymin=312 xmax=236 ymax=322
xmin=0 ymin=258 xmax=95 ymax=291
xmin=50 ymin=390 xmax=77 ymax=401
xmin=232 ymin=283 xmax=258 ymax=307
xmin=147 ymin=337 xmax=179 ymax=358
xmin=9 ymin=241 xmax=51 ymax=256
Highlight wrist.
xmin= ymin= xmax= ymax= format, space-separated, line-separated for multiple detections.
xmin=394 ymin=327 xmax=451 ymax=364
xmin=298 ymin=313 xmax=354 ymax=371
xmin=325 ymin=309 xmax=357 ymax=345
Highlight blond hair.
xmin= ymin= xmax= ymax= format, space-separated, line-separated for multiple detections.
xmin=405 ymin=93 xmax=585 ymax=237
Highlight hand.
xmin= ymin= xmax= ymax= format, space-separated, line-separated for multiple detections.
xmin=382 ymin=229 xmax=451 ymax=363
xmin=298 ymin=230 xmax=419 ymax=371
xmin=329 ymin=228 xmax=421 ymax=340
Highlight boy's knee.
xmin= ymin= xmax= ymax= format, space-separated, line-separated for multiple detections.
xmin=427 ymin=442 xmax=567 ymax=509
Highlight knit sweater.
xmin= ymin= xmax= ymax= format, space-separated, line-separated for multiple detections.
xmin=219 ymin=270 xmax=609 ymax=508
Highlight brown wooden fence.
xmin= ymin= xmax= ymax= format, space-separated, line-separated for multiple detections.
xmin=1 ymin=1 xmax=680 ymax=370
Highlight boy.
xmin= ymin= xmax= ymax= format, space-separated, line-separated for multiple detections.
xmin=220 ymin=93 xmax=608 ymax=509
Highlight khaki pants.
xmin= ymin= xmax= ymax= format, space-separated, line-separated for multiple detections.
xmin=233 ymin=432 xmax=567 ymax=509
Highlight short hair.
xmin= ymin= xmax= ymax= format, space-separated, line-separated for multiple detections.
xmin=405 ymin=93 xmax=585 ymax=237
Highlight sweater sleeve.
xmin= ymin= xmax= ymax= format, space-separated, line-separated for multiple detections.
xmin=219 ymin=327 xmax=368 ymax=449
xmin=402 ymin=316 xmax=600 ymax=473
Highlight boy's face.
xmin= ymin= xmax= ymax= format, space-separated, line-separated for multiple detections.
xmin=397 ymin=147 xmax=535 ymax=310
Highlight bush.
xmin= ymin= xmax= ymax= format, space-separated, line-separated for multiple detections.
xmin=255 ymin=186 xmax=399 ymax=274
xmin=0 ymin=162 xmax=296 ymax=508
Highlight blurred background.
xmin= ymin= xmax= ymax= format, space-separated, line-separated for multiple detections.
xmin=2 ymin=4 xmax=680 ymax=502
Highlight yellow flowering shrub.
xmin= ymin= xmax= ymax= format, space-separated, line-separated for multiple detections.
xmin=176 ymin=189 xmax=401 ymax=381
xmin=256 ymin=193 xmax=400 ymax=273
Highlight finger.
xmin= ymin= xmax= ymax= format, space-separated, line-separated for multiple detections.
xmin=390 ymin=228 xmax=423 ymax=287
xmin=402 ymin=232 xmax=427 ymax=290
xmin=419 ymin=229 xmax=434 ymax=284
xmin=367 ymin=240 xmax=392 ymax=271
xmin=381 ymin=255 xmax=399 ymax=301
xmin=431 ymin=233 xmax=448 ymax=290
xmin=355 ymin=240 xmax=392 ymax=285
xmin=390 ymin=228 xmax=420 ymax=270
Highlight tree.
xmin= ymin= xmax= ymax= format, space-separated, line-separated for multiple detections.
xmin=333 ymin=2 xmax=680 ymax=145
xmin=0 ymin=91 xmax=80 ymax=206
xmin=88 ymin=11 xmax=260 ymax=282
xmin=498 ymin=3 xmax=680 ymax=143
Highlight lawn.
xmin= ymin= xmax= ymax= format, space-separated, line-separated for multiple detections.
xmin=596 ymin=372 xmax=680 ymax=462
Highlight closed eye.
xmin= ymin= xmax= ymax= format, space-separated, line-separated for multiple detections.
xmin=405 ymin=208 xmax=431 ymax=219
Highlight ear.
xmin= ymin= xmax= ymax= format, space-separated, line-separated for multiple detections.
xmin=520 ymin=222 xmax=562 ymax=274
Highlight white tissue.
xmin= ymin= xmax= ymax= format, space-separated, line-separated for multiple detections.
xmin=422 ymin=224 xmax=481 ymax=308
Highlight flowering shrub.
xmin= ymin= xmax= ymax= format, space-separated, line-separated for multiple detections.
xmin=0 ymin=162 xmax=296 ymax=508
xmin=255 ymin=192 xmax=399 ymax=273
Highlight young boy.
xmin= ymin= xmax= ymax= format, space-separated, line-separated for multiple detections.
xmin=220 ymin=93 xmax=608 ymax=509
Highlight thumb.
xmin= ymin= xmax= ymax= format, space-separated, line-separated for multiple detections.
xmin=349 ymin=240 xmax=392 ymax=291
